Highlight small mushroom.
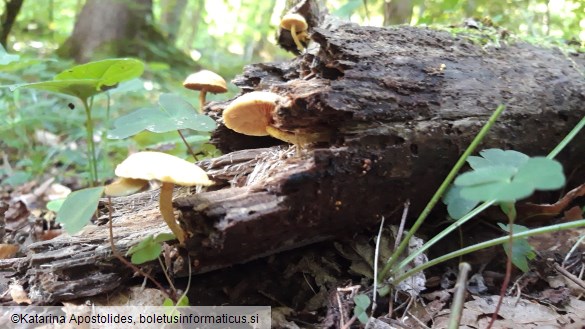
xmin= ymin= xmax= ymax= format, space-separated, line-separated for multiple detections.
xmin=183 ymin=70 xmax=228 ymax=113
xmin=223 ymin=91 xmax=328 ymax=152
xmin=113 ymin=151 xmax=213 ymax=244
xmin=280 ymin=13 xmax=309 ymax=53
xmin=222 ymin=91 xmax=283 ymax=136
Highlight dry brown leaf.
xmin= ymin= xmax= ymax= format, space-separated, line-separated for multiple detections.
xmin=0 ymin=244 xmax=19 ymax=259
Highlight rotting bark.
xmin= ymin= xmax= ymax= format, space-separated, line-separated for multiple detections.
xmin=6 ymin=7 xmax=585 ymax=303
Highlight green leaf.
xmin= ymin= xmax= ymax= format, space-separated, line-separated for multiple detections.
xmin=127 ymin=233 xmax=175 ymax=264
xmin=455 ymin=149 xmax=565 ymax=202
xmin=0 ymin=44 xmax=20 ymax=65
xmin=455 ymin=166 xmax=516 ymax=186
xmin=353 ymin=294 xmax=371 ymax=324
xmin=46 ymin=198 xmax=66 ymax=213
xmin=442 ymin=185 xmax=480 ymax=219
xmin=15 ymin=79 xmax=101 ymax=100
xmin=354 ymin=294 xmax=370 ymax=309
xmin=54 ymin=58 xmax=145 ymax=90
xmin=108 ymin=93 xmax=216 ymax=139
xmin=15 ymin=58 xmax=145 ymax=101
xmin=513 ymin=157 xmax=565 ymax=190
xmin=56 ymin=186 xmax=104 ymax=234
xmin=497 ymin=223 xmax=536 ymax=272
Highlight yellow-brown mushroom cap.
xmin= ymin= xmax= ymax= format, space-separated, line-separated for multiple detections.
xmin=222 ymin=91 xmax=284 ymax=137
xmin=115 ymin=151 xmax=213 ymax=186
xmin=183 ymin=70 xmax=228 ymax=94
xmin=280 ymin=13 xmax=308 ymax=32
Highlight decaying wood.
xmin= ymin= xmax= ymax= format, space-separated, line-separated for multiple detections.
xmin=6 ymin=5 xmax=585 ymax=303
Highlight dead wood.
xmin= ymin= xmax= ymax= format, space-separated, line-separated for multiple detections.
xmin=6 ymin=8 xmax=585 ymax=303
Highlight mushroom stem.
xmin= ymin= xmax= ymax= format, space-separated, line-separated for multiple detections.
xmin=159 ymin=182 xmax=186 ymax=244
xmin=290 ymin=24 xmax=304 ymax=52
xmin=198 ymin=90 xmax=207 ymax=114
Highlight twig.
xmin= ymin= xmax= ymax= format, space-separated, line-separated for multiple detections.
xmin=372 ymin=215 xmax=386 ymax=315
xmin=448 ymin=262 xmax=471 ymax=329
xmin=553 ymin=262 xmax=585 ymax=290
xmin=394 ymin=200 xmax=410 ymax=251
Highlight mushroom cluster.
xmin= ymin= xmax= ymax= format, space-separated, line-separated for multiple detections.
xmin=280 ymin=13 xmax=309 ymax=53
xmin=107 ymin=151 xmax=213 ymax=245
xmin=222 ymin=91 xmax=328 ymax=151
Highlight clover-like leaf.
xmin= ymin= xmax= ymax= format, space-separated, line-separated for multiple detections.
xmin=127 ymin=233 xmax=175 ymax=265
xmin=454 ymin=149 xmax=565 ymax=202
xmin=56 ymin=186 xmax=104 ymax=234
xmin=467 ymin=149 xmax=529 ymax=170
xmin=108 ymin=93 xmax=216 ymax=139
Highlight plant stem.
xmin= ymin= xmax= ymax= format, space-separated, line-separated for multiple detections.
xmin=396 ymin=200 xmax=495 ymax=271
xmin=547 ymin=116 xmax=585 ymax=159
xmin=448 ymin=262 xmax=471 ymax=329
xmin=177 ymin=130 xmax=198 ymax=160
xmin=82 ymin=98 xmax=98 ymax=186
xmin=378 ymin=105 xmax=506 ymax=283
xmin=393 ymin=219 xmax=585 ymax=284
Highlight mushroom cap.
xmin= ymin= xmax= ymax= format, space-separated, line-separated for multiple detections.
xmin=183 ymin=70 xmax=228 ymax=93
xmin=280 ymin=13 xmax=308 ymax=32
xmin=115 ymin=152 xmax=213 ymax=186
xmin=222 ymin=91 xmax=283 ymax=136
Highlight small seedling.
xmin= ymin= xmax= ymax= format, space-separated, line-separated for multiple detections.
xmin=14 ymin=58 xmax=145 ymax=186
xmin=126 ymin=233 xmax=176 ymax=265
xmin=353 ymin=294 xmax=371 ymax=324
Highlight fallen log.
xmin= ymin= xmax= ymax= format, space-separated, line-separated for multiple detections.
xmin=6 ymin=7 xmax=585 ymax=303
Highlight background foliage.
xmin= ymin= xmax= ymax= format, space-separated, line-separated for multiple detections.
xmin=0 ymin=0 xmax=583 ymax=187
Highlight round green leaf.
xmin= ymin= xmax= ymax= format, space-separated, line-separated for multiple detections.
xmin=56 ymin=186 xmax=104 ymax=234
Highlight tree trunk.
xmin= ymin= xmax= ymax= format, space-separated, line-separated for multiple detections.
xmin=383 ymin=0 xmax=414 ymax=25
xmin=58 ymin=0 xmax=193 ymax=67
xmin=7 ymin=4 xmax=585 ymax=303
xmin=0 ymin=0 xmax=25 ymax=48
xmin=160 ymin=0 xmax=187 ymax=43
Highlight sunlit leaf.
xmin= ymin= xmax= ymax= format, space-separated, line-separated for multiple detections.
xmin=15 ymin=58 xmax=145 ymax=101
xmin=56 ymin=186 xmax=104 ymax=234
xmin=55 ymin=58 xmax=145 ymax=90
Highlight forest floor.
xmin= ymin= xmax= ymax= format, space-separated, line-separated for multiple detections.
xmin=1 ymin=177 xmax=585 ymax=328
